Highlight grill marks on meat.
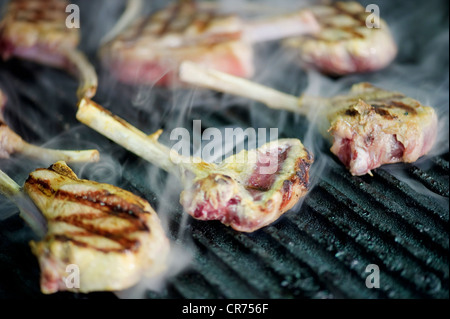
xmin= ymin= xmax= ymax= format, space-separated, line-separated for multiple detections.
xmin=113 ymin=0 xmax=244 ymax=46
xmin=7 ymin=0 xmax=66 ymax=22
xmin=0 ymin=0 xmax=79 ymax=68
xmin=26 ymin=181 xmax=150 ymax=253
xmin=283 ymin=1 xmax=397 ymax=75
xmin=327 ymin=83 xmax=437 ymax=176
xmin=180 ymin=139 xmax=313 ymax=232
xmin=24 ymin=161 xmax=169 ymax=294
xmin=101 ymin=0 xmax=250 ymax=86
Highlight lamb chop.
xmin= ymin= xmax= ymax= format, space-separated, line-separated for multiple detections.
xmin=179 ymin=62 xmax=437 ymax=176
xmin=0 ymin=0 xmax=77 ymax=68
xmin=0 ymin=0 xmax=97 ymax=99
xmin=76 ymin=98 xmax=313 ymax=232
xmin=100 ymin=0 xmax=320 ymax=86
xmin=283 ymin=1 xmax=398 ymax=75
xmin=0 ymin=89 xmax=99 ymax=163
xmin=0 ymin=161 xmax=170 ymax=294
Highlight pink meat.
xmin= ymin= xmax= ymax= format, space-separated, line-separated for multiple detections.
xmin=180 ymin=141 xmax=313 ymax=232
xmin=102 ymin=41 xmax=253 ymax=87
xmin=246 ymin=146 xmax=290 ymax=192
xmin=329 ymin=96 xmax=438 ymax=176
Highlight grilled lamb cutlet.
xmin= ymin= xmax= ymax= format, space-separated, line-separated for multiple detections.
xmin=283 ymin=1 xmax=397 ymax=75
xmin=179 ymin=139 xmax=313 ymax=232
xmin=23 ymin=161 xmax=170 ymax=294
xmin=0 ymin=0 xmax=98 ymax=99
xmin=76 ymin=98 xmax=313 ymax=232
xmin=322 ymin=83 xmax=437 ymax=175
xmin=180 ymin=62 xmax=437 ymax=176
xmin=0 ymin=0 xmax=79 ymax=69
xmin=100 ymin=0 xmax=319 ymax=86
xmin=0 ymin=89 xmax=99 ymax=163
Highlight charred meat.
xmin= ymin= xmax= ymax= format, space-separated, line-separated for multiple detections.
xmin=24 ymin=161 xmax=170 ymax=294
xmin=325 ymin=83 xmax=437 ymax=176
xmin=283 ymin=1 xmax=397 ymax=75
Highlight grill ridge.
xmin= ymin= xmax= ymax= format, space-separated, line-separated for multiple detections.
xmin=373 ymin=169 xmax=449 ymax=222
xmin=294 ymin=199 xmax=423 ymax=298
xmin=306 ymin=183 xmax=447 ymax=298
xmin=263 ymin=220 xmax=375 ymax=298
xmin=407 ymin=166 xmax=449 ymax=197
xmin=323 ymin=171 xmax=449 ymax=282
xmin=336 ymin=171 xmax=448 ymax=252
xmin=222 ymin=229 xmax=329 ymax=298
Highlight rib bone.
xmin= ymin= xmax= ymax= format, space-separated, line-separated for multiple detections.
xmin=0 ymin=123 xmax=99 ymax=163
xmin=64 ymin=48 xmax=98 ymax=100
xmin=243 ymin=9 xmax=320 ymax=43
xmin=180 ymin=60 xmax=303 ymax=113
xmin=0 ymin=90 xmax=99 ymax=164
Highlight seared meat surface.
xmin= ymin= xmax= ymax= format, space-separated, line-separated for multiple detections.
xmin=0 ymin=0 xmax=79 ymax=69
xmin=180 ymin=139 xmax=313 ymax=232
xmin=24 ymin=161 xmax=170 ymax=294
xmin=283 ymin=1 xmax=397 ymax=75
xmin=324 ymin=83 xmax=437 ymax=175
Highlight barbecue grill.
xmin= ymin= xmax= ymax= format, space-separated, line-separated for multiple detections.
xmin=0 ymin=0 xmax=448 ymax=299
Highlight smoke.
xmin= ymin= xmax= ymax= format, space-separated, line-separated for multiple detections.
xmin=92 ymin=0 xmax=448 ymax=297
xmin=77 ymin=153 xmax=123 ymax=185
